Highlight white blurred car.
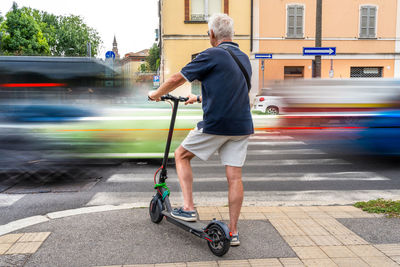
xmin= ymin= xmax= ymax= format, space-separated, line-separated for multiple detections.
xmin=253 ymin=95 xmax=283 ymax=115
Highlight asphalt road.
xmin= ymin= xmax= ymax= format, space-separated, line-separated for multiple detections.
xmin=1 ymin=129 xmax=400 ymax=225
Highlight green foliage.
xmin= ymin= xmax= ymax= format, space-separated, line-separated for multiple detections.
xmin=0 ymin=3 xmax=49 ymax=55
xmin=0 ymin=2 xmax=102 ymax=56
xmin=354 ymin=198 xmax=400 ymax=217
xmin=139 ymin=63 xmax=148 ymax=72
xmin=57 ymin=15 xmax=101 ymax=57
xmin=146 ymin=43 xmax=160 ymax=72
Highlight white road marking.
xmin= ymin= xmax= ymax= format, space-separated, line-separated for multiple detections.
xmin=0 ymin=194 xmax=25 ymax=207
xmin=248 ymin=141 xmax=307 ymax=146
xmin=247 ymin=149 xmax=325 ymax=155
xmin=70 ymin=153 xmax=174 ymax=158
xmin=190 ymin=159 xmax=350 ymax=167
xmin=86 ymin=190 xmax=400 ymax=207
xmin=107 ymin=172 xmax=388 ymax=183
xmin=250 ymin=136 xmax=294 ymax=140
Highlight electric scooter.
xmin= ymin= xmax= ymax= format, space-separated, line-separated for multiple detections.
xmin=149 ymin=94 xmax=232 ymax=256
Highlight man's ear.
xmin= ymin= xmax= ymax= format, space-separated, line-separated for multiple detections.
xmin=210 ymin=29 xmax=215 ymax=38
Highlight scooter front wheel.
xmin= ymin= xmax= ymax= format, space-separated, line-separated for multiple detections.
xmin=206 ymin=224 xmax=230 ymax=256
xmin=149 ymin=194 xmax=164 ymax=223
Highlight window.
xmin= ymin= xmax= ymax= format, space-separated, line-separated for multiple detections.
xmin=287 ymin=5 xmax=304 ymax=38
xmin=360 ymin=6 xmax=377 ymax=38
xmin=350 ymin=67 xmax=382 ymax=78
xmin=284 ymin=66 xmax=304 ymax=79
xmin=191 ymin=0 xmax=222 ymax=21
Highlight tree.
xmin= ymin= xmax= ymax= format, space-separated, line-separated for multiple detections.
xmin=0 ymin=2 xmax=102 ymax=56
xmin=146 ymin=43 xmax=160 ymax=72
xmin=56 ymin=15 xmax=101 ymax=57
xmin=0 ymin=2 xmax=49 ymax=55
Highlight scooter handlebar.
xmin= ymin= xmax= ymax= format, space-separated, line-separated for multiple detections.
xmin=160 ymin=94 xmax=188 ymax=102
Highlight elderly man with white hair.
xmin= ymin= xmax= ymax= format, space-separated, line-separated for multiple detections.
xmin=149 ymin=13 xmax=253 ymax=246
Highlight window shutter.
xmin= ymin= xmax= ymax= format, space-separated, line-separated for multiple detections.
xmin=287 ymin=5 xmax=303 ymax=38
xmin=287 ymin=6 xmax=295 ymax=37
xmin=368 ymin=7 xmax=376 ymax=37
xmin=296 ymin=6 xmax=303 ymax=36
xmin=360 ymin=6 xmax=376 ymax=38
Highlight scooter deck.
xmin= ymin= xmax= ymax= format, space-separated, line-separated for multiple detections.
xmin=162 ymin=210 xmax=207 ymax=238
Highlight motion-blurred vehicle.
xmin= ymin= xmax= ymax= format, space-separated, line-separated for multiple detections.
xmin=0 ymin=56 xmax=127 ymax=178
xmin=252 ymin=88 xmax=283 ymax=115
xmin=268 ymin=78 xmax=400 ymax=155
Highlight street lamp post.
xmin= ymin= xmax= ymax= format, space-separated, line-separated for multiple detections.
xmin=0 ymin=32 xmax=2 ymax=55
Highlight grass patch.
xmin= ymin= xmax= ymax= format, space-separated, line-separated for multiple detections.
xmin=354 ymin=198 xmax=400 ymax=218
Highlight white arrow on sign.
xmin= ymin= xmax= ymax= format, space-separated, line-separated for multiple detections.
xmin=304 ymin=48 xmax=335 ymax=54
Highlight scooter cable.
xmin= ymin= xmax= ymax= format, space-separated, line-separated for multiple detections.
xmin=153 ymin=165 xmax=163 ymax=196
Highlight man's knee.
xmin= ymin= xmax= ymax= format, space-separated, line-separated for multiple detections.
xmin=175 ymin=146 xmax=194 ymax=162
xmin=226 ymin=166 xmax=242 ymax=183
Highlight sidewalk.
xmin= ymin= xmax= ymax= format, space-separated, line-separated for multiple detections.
xmin=0 ymin=205 xmax=400 ymax=266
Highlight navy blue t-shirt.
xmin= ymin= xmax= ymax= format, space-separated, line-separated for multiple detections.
xmin=180 ymin=42 xmax=254 ymax=136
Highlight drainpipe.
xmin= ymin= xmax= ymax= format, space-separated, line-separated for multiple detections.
xmin=250 ymin=0 xmax=253 ymax=52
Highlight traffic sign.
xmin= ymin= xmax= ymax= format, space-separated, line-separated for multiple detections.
xmin=153 ymin=75 xmax=160 ymax=88
xmin=255 ymin=53 xmax=273 ymax=59
xmin=105 ymin=51 xmax=116 ymax=59
xmin=303 ymin=47 xmax=336 ymax=56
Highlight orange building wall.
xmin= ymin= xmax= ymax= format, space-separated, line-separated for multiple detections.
xmin=259 ymin=59 xmax=313 ymax=81
xmin=254 ymin=0 xmax=398 ymax=83
xmin=321 ymin=59 xmax=394 ymax=78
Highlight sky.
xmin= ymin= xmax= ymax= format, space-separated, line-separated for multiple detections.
xmin=0 ymin=0 xmax=159 ymax=59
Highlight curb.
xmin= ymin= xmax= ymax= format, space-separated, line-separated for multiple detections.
xmin=0 ymin=203 xmax=145 ymax=236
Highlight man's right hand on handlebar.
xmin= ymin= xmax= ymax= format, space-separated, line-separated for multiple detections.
xmin=148 ymin=91 xmax=161 ymax=102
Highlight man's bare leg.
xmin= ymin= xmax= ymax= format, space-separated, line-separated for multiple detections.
xmin=225 ymin=166 xmax=243 ymax=234
xmin=174 ymin=145 xmax=196 ymax=211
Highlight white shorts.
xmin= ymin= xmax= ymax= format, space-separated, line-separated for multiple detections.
xmin=181 ymin=127 xmax=250 ymax=167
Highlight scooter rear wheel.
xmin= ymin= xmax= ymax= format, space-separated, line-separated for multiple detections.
xmin=206 ymin=224 xmax=230 ymax=256
xmin=149 ymin=195 xmax=164 ymax=223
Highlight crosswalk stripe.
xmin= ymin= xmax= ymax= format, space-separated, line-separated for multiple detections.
xmin=250 ymin=136 xmax=294 ymax=140
xmin=248 ymin=141 xmax=306 ymax=146
xmin=0 ymin=194 xmax=25 ymax=207
xmin=246 ymin=149 xmax=325 ymax=155
xmin=191 ymin=158 xmax=350 ymax=167
xmin=254 ymin=131 xmax=281 ymax=134
xmin=86 ymin=190 xmax=400 ymax=206
xmin=106 ymin=171 xmax=389 ymax=183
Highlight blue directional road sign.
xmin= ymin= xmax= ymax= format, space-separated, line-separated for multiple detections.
xmin=105 ymin=51 xmax=116 ymax=59
xmin=303 ymin=47 xmax=336 ymax=56
xmin=255 ymin=53 xmax=273 ymax=59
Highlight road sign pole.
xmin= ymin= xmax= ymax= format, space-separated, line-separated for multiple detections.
xmin=315 ymin=0 xmax=322 ymax=78
xmin=262 ymin=59 xmax=265 ymax=88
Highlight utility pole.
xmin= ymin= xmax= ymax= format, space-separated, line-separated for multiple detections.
xmin=87 ymin=42 xmax=92 ymax=58
xmin=314 ymin=0 xmax=322 ymax=77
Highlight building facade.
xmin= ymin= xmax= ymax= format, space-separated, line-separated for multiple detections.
xmin=159 ymin=0 xmax=400 ymax=96
xmin=121 ymin=49 xmax=150 ymax=80
xmin=158 ymin=0 xmax=252 ymax=96
xmin=252 ymin=0 xmax=400 ymax=90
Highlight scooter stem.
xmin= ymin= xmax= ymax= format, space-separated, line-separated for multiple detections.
xmin=160 ymin=98 xmax=180 ymax=181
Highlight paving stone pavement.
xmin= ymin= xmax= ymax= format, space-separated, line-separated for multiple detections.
xmin=0 ymin=205 xmax=399 ymax=266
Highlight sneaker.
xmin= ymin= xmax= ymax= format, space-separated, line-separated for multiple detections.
xmin=231 ymin=233 xmax=240 ymax=246
xmin=171 ymin=207 xmax=197 ymax=222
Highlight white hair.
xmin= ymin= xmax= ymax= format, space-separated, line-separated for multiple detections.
xmin=208 ymin=13 xmax=234 ymax=41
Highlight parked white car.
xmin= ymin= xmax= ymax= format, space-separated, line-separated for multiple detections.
xmin=253 ymin=95 xmax=283 ymax=115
